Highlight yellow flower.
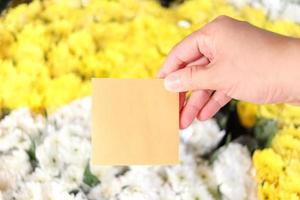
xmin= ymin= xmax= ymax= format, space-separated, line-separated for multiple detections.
xmin=237 ymin=101 xmax=258 ymax=128
xmin=47 ymin=41 xmax=80 ymax=76
xmin=240 ymin=5 xmax=266 ymax=27
xmin=68 ymin=29 xmax=95 ymax=56
xmin=1 ymin=0 xmax=300 ymax=119
xmin=254 ymin=127 xmax=300 ymax=200
xmin=272 ymin=127 xmax=300 ymax=160
xmin=257 ymin=104 xmax=300 ymax=127
xmin=44 ymin=73 xmax=86 ymax=112
xmin=253 ymin=149 xmax=284 ymax=183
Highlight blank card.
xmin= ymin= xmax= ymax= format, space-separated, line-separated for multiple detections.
xmin=92 ymin=78 xmax=179 ymax=165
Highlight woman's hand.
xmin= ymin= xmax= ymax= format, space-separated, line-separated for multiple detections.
xmin=158 ymin=15 xmax=300 ymax=129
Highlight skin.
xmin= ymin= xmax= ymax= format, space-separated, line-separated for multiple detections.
xmin=157 ymin=15 xmax=300 ymax=129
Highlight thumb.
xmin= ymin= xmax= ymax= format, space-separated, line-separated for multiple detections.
xmin=164 ymin=64 xmax=218 ymax=92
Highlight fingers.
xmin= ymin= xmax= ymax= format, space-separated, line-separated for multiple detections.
xmin=179 ymin=92 xmax=186 ymax=111
xmin=180 ymin=90 xmax=213 ymax=129
xmin=186 ymin=56 xmax=210 ymax=67
xmin=164 ymin=64 xmax=217 ymax=92
xmin=198 ymin=91 xmax=231 ymax=120
xmin=157 ymin=31 xmax=209 ymax=78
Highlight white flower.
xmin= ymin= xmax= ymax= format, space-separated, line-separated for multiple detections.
xmin=179 ymin=143 xmax=197 ymax=167
xmin=0 ymin=108 xmax=44 ymax=152
xmin=36 ymin=133 xmax=63 ymax=176
xmin=165 ymin=165 xmax=215 ymax=200
xmin=90 ymin=165 xmax=125 ymax=183
xmin=28 ymin=167 xmax=53 ymax=183
xmin=48 ymin=97 xmax=91 ymax=139
xmin=114 ymin=185 xmax=158 ymax=200
xmin=1 ymin=149 xmax=31 ymax=176
xmin=281 ymin=3 xmax=300 ymax=23
xmin=0 ymin=128 xmax=31 ymax=152
xmin=213 ymin=143 xmax=257 ymax=200
xmin=119 ymin=167 xmax=163 ymax=191
xmin=88 ymin=185 xmax=105 ymax=200
xmin=180 ymin=119 xmax=225 ymax=156
xmin=57 ymin=129 xmax=90 ymax=167
xmin=158 ymin=184 xmax=179 ymax=200
xmin=99 ymin=177 xmax=123 ymax=199
xmin=11 ymin=180 xmax=88 ymax=200
xmin=228 ymin=0 xmax=251 ymax=8
xmin=0 ymin=97 xmax=258 ymax=200
xmin=36 ymin=126 xmax=90 ymax=176
xmin=0 ymin=108 xmax=44 ymax=137
xmin=260 ymin=0 xmax=286 ymax=20
xmin=62 ymin=165 xmax=84 ymax=189
xmin=0 ymin=149 xmax=32 ymax=198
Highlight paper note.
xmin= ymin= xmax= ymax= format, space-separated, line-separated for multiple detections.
xmin=92 ymin=78 xmax=179 ymax=165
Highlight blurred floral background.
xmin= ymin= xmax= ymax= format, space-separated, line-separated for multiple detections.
xmin=0 ymin=0 xmax=300 ymax=199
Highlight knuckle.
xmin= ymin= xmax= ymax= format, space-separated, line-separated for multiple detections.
xmin=203 ymin=15 xmax=232 ymax=36
xmin=187 ymin=66 xmax=200 ymax=89
xmin=213 ymin=15 xmax=230 ymax=24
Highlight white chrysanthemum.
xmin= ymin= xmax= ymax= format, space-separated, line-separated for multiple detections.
xmin=179 ymin=143 xmax=197 ymax=167
xmin=0 ymin=108 xmax=44 ymax=152
xmin=0 ymin=97 xmax=258 ymax=200
xmin=228 ymin=0 xmax=252 ymax=8
xmin=98 ymin=177 xmax=123 ymax=199
xmin=62 ymin=165 xmax=85 ymax=189
xmin=0 ymin=108 xmax=44 ymax=136
xmin=260 ymin=0 xmax=286 ymax=20
xmin=90 ymin=165 xmax=125 ymax=183
xmin=36 ymin=127 xmax=90 ymax=176
xmin=180 ymin=119 xmax=225 ymax=156
xmin=57 ymin=129 xmax=90 ymax=166
xmin=27 ymin=167 xmax=53 ymax=183
xmin=48 ymin=97 xmax=91 ymax=139
xmin=115 ymin=185 xmax=158 ymax=200
xmin=230 ymin=0 xmax=300 ymax=23
xmin=0 ymin=149 xmax=32 ymax=198
xmin=0 ymin=129 xmax=31 ymax=152
xmin=213 ymin=143 xmax=257 ymax=200
xmin=165 ymin=165 xmax=215 ymax=200
xmin=158 ymin=184 xmax=179 ymax=200
xmin=36 ymin=133 xmax=64 ymax=176
xmin=281 ymin=3 xmax=300 ymax=23
xmin=87 ymin=185 xmax=105 ymax=200
xmin=197 ymin=161 xmax=218 ymax=192
xmin=119 ymin=167 xmax=163 ymax=190
xmin=10 ymin=180 xmax=88 ymax=200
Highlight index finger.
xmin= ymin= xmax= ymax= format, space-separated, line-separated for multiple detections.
xmin=157 ymin=31 xmax=205 ymax=78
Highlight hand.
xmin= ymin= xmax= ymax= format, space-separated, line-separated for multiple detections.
xmin=158 ymin=15 xmax=300 ymax=129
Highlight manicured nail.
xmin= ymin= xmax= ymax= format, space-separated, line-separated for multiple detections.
xmin=164 ymin=74 xmax=182 ymax=92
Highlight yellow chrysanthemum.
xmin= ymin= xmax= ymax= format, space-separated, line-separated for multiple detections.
xmin=254 ymin=127 xmax=300 ymax=200
xmin=237 ymin=101 xmax=258 ymax=128
xmin=1 ymin=0 xmax=300 ymax=114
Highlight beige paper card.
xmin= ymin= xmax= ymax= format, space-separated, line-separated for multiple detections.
xmin=92 ymin=78 xmax=179 ymax=165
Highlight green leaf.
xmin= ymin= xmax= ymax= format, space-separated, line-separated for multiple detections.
xmin=208 ymin=185 xmax=222 ymax=200
xmin=27 ymin=140 xmax=36 ymax=161
xmin=26 ymin=138 xmax=38 ymax=169
xmin=1 ymin=107 xmax=10 ymax=119
xmin=83 ymin=162 xmax=100 ymax=187
xmin=254 ymin=118 xmax=278 ymax=148
xmin=224 ymin=133 xmax=232 ymax=146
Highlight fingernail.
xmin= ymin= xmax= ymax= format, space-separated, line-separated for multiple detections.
xmin=164 ymin=74 xmax=182 ymax=92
